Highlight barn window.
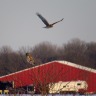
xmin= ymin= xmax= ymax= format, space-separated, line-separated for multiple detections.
xmin=77 ymin=83 xmax=81 ymax=86
xmin=63 ymin=86 xmax=66 ymax=88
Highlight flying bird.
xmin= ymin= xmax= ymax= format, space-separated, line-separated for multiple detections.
xmin=36 ymin=13 xmax=64 ymax=28
xmin=26 ymin=53 xmax=35 ymax=65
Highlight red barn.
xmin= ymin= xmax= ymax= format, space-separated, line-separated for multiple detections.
xmin=0 ymin=60 xmax=96 ymax=93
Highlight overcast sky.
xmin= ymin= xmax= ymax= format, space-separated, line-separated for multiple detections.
xmin=0 ymin=0 xmax=96 ymax=51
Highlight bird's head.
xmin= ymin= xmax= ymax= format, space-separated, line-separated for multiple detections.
xmin=43 ymin=25 xmax=53 ymax=28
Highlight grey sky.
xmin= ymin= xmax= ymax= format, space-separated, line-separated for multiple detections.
xmin=0 ymin=0 xmax=96 ymax=51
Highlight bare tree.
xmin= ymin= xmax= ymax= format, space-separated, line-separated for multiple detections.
xmin=58 ymin=39 xmax=88 ymax=66
xmin=32 ymin=42 xmax=59 ymax=64
xmin=0 ymin=38 xmax=96 ymax=76
xmin=86 ymin=42 xmax=96 ymax=68
xmin=28 ymin=62 xmax=66 ymax=95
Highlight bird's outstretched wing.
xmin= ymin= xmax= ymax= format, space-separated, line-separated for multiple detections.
xmin=36 ymin=13 xmax=49 ymax=26
xmin=26 ymin=53 xmax=35 ymax=65
xmin=51 ymin=18 xmax=64 ymax=25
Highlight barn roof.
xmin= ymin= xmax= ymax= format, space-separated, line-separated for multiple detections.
xmin=58 ymin=61 xmax=96 ymax=73
xmin=0 ymin=60 xmax=96 ymax=79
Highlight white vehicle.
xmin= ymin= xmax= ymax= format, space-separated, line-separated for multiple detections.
xmin=49 ymin=80 xmax=88 ymax=94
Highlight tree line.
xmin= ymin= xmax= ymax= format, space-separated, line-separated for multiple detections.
xmin=0 ymin=38 xmax=96 ymax=76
